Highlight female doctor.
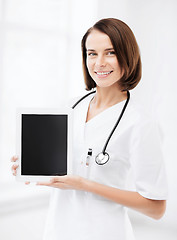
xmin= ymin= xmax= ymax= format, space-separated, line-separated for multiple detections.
xmin=12 ymin=18 xmax=168 ymax=240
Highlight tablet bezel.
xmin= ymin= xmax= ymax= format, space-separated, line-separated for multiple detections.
xmin=16 ymin=107 xmax=72 ymax=182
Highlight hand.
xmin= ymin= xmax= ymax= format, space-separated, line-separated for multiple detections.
xmin=11 ymin=156 xmax=30 ymax=185
xmin=11 ymin=156 xmax=19 ymax=176
xmin=36 ymin=175 xmax=87 ymax=191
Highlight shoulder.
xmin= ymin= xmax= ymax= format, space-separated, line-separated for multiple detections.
xmin=66 ymin=96 xmax=82 ymax=108
xmin=127 ymin=97 xmax=163 ymax=143
xmin=68 ymin=91 xmax=96 ymax=109
xmin=128 ymin=96 xmax=158 ymax=127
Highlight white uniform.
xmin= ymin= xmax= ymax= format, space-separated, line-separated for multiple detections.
xmin=43 ymin=93 xmax=168 ymax=240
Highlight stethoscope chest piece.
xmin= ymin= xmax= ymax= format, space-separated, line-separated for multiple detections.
xmin=95 ymin=152 xmax=110 ymax=165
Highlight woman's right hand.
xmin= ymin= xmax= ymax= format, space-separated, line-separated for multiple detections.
xmin=11 ymin=156 xmax=19 ymax=176
xmin=11 ymin=156 xmax=30 ymax=184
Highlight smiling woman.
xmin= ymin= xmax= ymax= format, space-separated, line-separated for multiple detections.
xmin=86 ymin=30 xmax=123 ymax=89
xmin=36 ymin=18 xmax=167 ymax=240
xmin=82 ymin=18 xmax=141 ymax=92
xmin=11 ymin=18 xmax=168 ymax=240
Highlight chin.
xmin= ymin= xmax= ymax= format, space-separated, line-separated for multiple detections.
xmin=95 ymin=80 xmax=119 ymax=89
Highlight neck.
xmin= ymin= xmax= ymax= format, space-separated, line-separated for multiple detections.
xmin=92 ymin=86 xmax=127 ymax=109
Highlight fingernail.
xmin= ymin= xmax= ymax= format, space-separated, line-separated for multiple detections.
xmin=11 ymin=156 xmax=17 ymax=162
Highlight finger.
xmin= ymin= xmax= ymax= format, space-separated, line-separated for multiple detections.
xmin=11 ymin=156 xmax=18 ymax=162
xmin=11 ymin=164 xmax=19 ymax=176
xmin=12 ymin=171 xmax=17 ymax=176
xmin=50 ymin=175 xmax=67 ymax=183
xmin=50 ymin=177 xmax=60 ymax=183
xmin=37 ymin=182 xmax=67 ymax=190
xmin=25 ymin=182 xmax=30 ymax=185
xmin=36 ymin=182 xmax=53 ymax=187
xmin=11 ymin=164 xmax=19 ymax=171
xmin=36 ymin=180 xmax=65 ymax=187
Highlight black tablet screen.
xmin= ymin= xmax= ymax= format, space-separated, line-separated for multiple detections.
xmin=21 ymin=114 xmax=67 ymax=176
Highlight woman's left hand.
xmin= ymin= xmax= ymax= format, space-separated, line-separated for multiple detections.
xmin=36 ymin=175 xmax=87 ymax=191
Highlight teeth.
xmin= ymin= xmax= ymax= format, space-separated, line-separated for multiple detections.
xmin=96 ymin=71 xmax=112 ymax=75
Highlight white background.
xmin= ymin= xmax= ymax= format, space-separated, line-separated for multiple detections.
xmin=0 ymin=0 xmax=177 ymax=239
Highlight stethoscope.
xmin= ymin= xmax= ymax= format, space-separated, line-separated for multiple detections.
xmin=72 ymin=90 xmax=130 ymax=165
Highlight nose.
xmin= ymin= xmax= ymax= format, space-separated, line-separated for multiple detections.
xmin=95 ymin=55 xmax=106 ymax=67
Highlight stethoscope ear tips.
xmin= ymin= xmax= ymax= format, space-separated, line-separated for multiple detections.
xmin=95 ymin=152 xmax=110 ymax=165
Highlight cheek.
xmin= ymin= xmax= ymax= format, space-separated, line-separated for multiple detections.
xmin=110 ymin=58 xmax=119 ymax=68
xmin=112 ymin=61 xmax=122 ymax=75
xmin=86 ymin=59 xmax=94 ymax=74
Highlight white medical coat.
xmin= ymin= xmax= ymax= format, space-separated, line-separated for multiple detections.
xmin=43 ymin=93 xmax=168 ymax=240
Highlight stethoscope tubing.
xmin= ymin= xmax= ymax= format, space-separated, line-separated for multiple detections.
xmin=102 ymin=91 xmax=130 ymax=154
xmin=72 ymin=90 xmax=96 ymax=109
xmin=72 ymin=90 xmax=130 ymax=165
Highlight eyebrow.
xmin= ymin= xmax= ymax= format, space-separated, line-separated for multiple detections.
xmin=86 ymin=48 xmax=114 ymax=52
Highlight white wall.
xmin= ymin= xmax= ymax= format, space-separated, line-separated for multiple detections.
xmin=97 ymin=0 xmax=177 ymax=237
xmin=0 ymin=0 xmax=177 ymax=239
xmin=0 ymin=0 xmax=97 ymax=182
xmin=0 ymin=1 xmax=97 ymax=239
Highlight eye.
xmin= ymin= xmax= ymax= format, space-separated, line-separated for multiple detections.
xmin=107 ymin=51 xmax=115 ymax=55
xmin=87 ymin=52 xmax=97 ymax=57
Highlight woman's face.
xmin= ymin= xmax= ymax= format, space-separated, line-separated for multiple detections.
xmin=85 ymin=29 xmax=123 ymax=89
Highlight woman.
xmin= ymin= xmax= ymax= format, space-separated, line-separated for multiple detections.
xmin=12 ymin=18 xmax=168 ymax=240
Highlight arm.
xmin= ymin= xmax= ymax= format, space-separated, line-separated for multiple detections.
xmin=84 ymin=178 xmax=166 ymax=220
xmin=11 ymin=157 xmax=166 ymax=219
xmin=37 ymin=175 xmax=166 ymax=220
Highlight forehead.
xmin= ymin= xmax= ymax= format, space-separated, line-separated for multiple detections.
xmin=85 ymin=29 xmax=113 ymax=50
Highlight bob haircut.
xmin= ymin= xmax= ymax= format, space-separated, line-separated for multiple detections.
xmin=81 ymin=18 xmax=142 ymax=91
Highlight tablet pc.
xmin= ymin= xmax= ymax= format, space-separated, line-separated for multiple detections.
xmin=16 ymin=107 xmax=72 ymax=182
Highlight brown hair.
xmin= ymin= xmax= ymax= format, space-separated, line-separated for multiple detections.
xmin=81 ymin=18 xmax=142 ymax=91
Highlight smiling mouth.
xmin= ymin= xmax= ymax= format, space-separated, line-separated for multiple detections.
xmin=95 ymin=71 xmax=113 ymax=76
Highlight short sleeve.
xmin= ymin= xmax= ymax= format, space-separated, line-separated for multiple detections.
xmin=130 ymin=118 xmax=168 ymax=200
